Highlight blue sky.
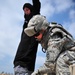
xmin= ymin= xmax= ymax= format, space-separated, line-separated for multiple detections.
xmin=0 ymin=0 xmax=75 ymax=73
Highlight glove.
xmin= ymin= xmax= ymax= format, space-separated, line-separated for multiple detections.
xmin=31 ymin=70 xmax=39 ymax=75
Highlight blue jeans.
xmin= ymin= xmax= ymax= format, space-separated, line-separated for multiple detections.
xmin=14 ymin=65 xmax=32 ymax=75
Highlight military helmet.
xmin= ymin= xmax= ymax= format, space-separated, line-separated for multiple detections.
xmin=24 ymin=15 xmax=49 ymax=36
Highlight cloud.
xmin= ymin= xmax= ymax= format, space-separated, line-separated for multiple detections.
xmin=40 ymin=0 xmax=73 ymax=19
xmin=69 ymin=10 xmax=75 ymax=21
xmin=54 ymin=0 xmax=73 ymax=12
xmin=62 ymin=9 xmax=75 ymax=38
xmin=40 ymin=0 xmax=55 ymax=18
xmin=69 ymin=9 xmax=75 ymax=37
xmin=35 ymin=56 xmax=45 ymax=70
xmin=0 ymin=1 xmax=24 ymax=72
xmin=63 ymin=21 xmax=75 ymax=37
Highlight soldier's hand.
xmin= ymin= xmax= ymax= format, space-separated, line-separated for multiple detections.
xmin=31 ymin=70 xmax=39 ymax=75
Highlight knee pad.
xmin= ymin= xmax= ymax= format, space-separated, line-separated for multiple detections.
xmin=69 ymin=64 xmax=75 ymax=75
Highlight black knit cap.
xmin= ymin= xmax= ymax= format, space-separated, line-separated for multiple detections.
xmin=23 ymin=3 xmax=33 ymax=12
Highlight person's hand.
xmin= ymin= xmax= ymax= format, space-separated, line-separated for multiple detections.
xmin=31 ymin=70 xmax=39 ymax=75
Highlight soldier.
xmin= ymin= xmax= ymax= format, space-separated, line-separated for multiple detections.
xmin=24 ymin=15 xmax=75 ymax=75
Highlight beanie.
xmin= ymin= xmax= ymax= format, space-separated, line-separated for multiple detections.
xmin=23 ymin=3 xmax=33 ymax=12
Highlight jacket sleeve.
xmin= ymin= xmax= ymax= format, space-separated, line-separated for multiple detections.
xmin=32 ymin=0 xmax=41 ymax=15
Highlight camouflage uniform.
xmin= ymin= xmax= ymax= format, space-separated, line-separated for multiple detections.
xmin=24 ymin=15 xmax=75 ymax=75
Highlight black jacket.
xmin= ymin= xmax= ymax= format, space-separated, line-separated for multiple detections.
xmin=13 ymin=0 xmax=41 ymax=71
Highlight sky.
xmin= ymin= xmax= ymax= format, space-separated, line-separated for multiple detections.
xmin=0 ymin=0 xmax=75 ymax=73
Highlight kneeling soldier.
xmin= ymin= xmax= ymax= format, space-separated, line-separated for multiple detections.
xmin=24 ymin=15 xmax=75 ymax=75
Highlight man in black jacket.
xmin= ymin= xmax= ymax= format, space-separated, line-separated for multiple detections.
xmin=13 ymin=0 xmax=41 ymax=75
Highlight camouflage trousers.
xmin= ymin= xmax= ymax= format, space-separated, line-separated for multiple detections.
xmin=14 ymin=65 xmax=32 ymax=75
xmin=31 ymin=50 xmax=75 ymax=75
xmin=56 ymin=50 xmax=75 ymax=75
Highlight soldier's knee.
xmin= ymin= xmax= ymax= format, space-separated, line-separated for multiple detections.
xmin=69 ymin=64 xmax=75 ymax=75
